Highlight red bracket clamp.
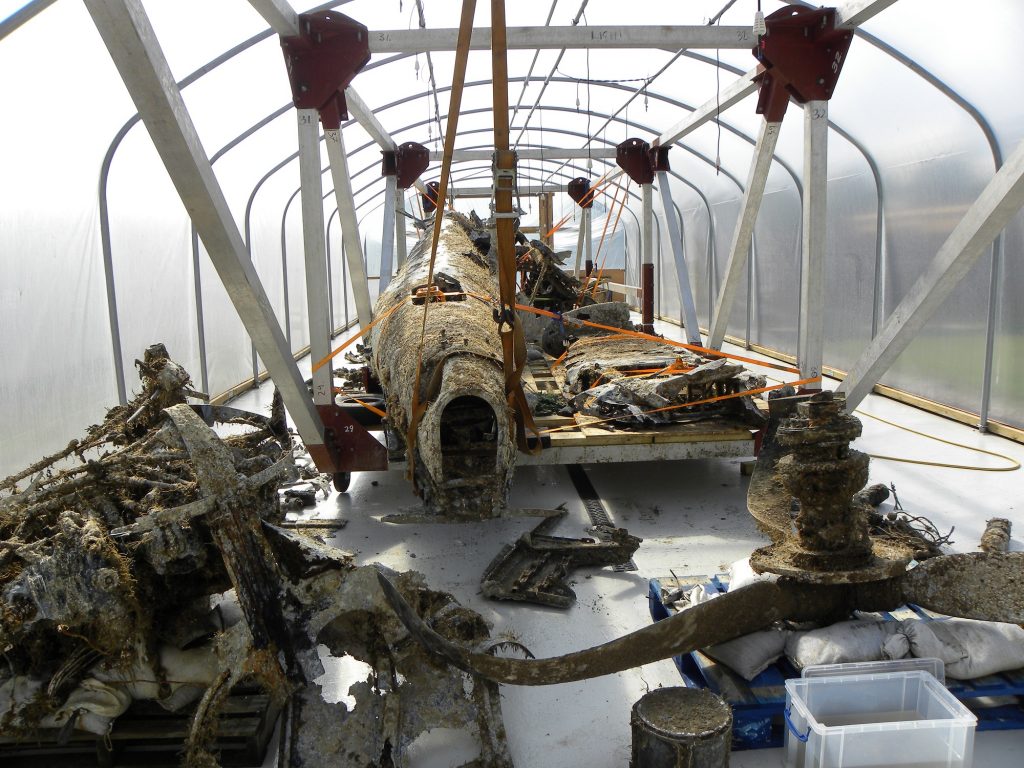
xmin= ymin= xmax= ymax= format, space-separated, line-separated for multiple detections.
xmin=280 ymin=11 xmax=370 ymax=130
xmin=567 ymin=177 xmax=593 ymax=209
xmin=753 ymin=6 xmax=854 ymax=122
xmin=382 ymin=142 xmax=430 ymax=189
xmin=307 ymin=404 xmax=388 ymax=474
xmin=616 ymin=139 xmax=671 ymax=185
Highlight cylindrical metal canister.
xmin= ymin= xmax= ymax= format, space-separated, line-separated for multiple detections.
xmin=631 ymin=687 xmax=732 ymax=768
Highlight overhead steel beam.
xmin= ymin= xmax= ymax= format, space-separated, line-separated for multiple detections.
xmin=437 ymin=148 xmax=619 ymax=162
xmin=367 ymin=25 xmax=755 ymax=54
xmin=84 ymin=0 xmax=326 ymax=448
xmin=708 ymin=120 xmax=782 ymax=349
xmin=834 ymin=0 xmax=900 ymax=27
xmin=450 ymin=184 xmax=562 ymax=197
xmin=656 ymin=171 xmax=701 ymax=345
xmin=248 ymin=0 xmax=299 ymax=35
xmin=839 ymin=137 xmax=1024 ymax=410
xmin=798 ymin=102 xmax=829 ymax=388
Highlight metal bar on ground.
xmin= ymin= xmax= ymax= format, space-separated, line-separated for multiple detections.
xmin=297 ymin=109 xmax=333 ymax=406
xmin=798 ymin=102 xmax=828 ymax=388
xmin=839 ymin=136 xmax=1024 ymax=410
xmin=368 ymin=25 xmax=755 ymax=54
xmin=84 ymin=0 xmax=326 ymax=448
xmin=708 ymin=120 xmax=781 ymax=349
xmin=656 ymin=171 xmax=701 ymax=345
xmin=324 ymin=126 xmax=374 ymax=328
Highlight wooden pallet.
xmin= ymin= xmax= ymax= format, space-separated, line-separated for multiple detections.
xmin=648 ymin=575 xmax=1024 ymax=751
xmin=0 ymin=690 xmax=279 ymax=767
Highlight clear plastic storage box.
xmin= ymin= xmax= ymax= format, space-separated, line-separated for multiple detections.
xmin=784 ymin=660 xmax=977 ymax=768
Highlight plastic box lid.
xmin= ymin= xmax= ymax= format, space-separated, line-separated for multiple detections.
xmin=802 ymin=657 xmax=946 ymax=684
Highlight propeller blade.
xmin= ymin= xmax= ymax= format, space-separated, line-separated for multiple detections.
xmin=901 ymin=551 xmax=1024 ymax=623
xmin=377 ymin=569 xmax=834 ymax=686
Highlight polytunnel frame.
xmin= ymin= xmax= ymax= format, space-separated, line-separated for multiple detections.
xmin=94 ymin=50 xmax=813 ymax=402
xmin=79 ymin=0 xmax=1009 ymax=431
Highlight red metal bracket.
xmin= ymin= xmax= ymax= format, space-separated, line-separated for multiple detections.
xmin=616 ymin=137 xmax=654 ymax=185
xmin=753 ymin=6 xmax=854 ymax=122
xmin=567 ymin=177 xmax=593 ymax=209
xmin=616 ymin=139 xmax=670 ymax=185
xmin=280 ymin=11 xmax=370 ymax=130
xmin=422 ymin=181 xmax=441 ymax=214
xmin=307 ymin=404 xmax=388 ymax=474
xmin=382 ymin=142 xmax=430 ymax=189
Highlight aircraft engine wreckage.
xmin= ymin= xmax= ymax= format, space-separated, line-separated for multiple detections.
xmin=0 ymin=347 xmax=513 ymax=767
xmin=368 ymin=212 xmax=516 ymax=518
xmin=378 ymin=391 xmax=1024 ymax=686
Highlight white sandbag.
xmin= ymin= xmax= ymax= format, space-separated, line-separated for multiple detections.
xmin=0 ymin=675 xmax=129 ymax=736
xmin=727 ymin=557 xmax=777 ymax=592
xmin=703 ymin=627 xmax=790 ymax=681
xmin=785 ymin=619 xmax=907 ymax=670
xmin=902 ymin=618 xmax=1024 ymax=680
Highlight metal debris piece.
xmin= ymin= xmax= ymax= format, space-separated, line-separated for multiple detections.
xmin=561 ymin=335 xmax=766 ymax=429
xmin=981 ymin=517 xmax=1012 ymax=553
xmin=519 ymin=238 xmax=588 ymax=315
xmin=481 ymin=513 xmax=641 ymax=607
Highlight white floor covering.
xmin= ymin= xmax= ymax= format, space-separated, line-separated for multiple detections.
xmin=231 ymin=318 xmax=1024 ymax=768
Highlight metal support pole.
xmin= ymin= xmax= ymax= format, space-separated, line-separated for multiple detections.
xmin=839 ymin=135 xmax=1024 ymax=411
xmin=708 ymin=120 xmax=781 ymax=349
xmin=395 ymin=185 xmax=408 ymax=269
xmin=585 ymin=206 xmax=593 ymax=273
xmin=641 ymin=183 xmax=654 ymax=333
xmin=798 ymin=102 xmax=828 ymax=387
xmin=324 ymin=126 xmax=373 ymax=328
xmin=190 ymin=226 xmax=210 ymax=396
xmin=380 ymin=173 xmax=398 ymax=292
xmin=296 ymin=109 xmax=332 ymax=406
xmin=656 ymin=171 xmax=700 ymax=344
xmin=979 ymin=235 xmax=1003 ymax=430
xmin=84 ymin=0 xmax=325 ymax=449
xmin=574 ymin=211 xmax=586 ymax=277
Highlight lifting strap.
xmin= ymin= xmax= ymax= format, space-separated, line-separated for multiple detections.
xmin=491 ymin=0 xmax=540 ymax=453
xmin=404 ymin=0 xmax=478 ymax=482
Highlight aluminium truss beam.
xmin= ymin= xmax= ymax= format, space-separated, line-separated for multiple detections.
xmin=839 ymin=136 xmax=1024 ymax=410
xmin=450 ymin=184 xmax=562 ymax=197
xmin=437 ymin=148 xmax=619 ymax=162
xmin=346 ymin=86 xmax=429 ymax=196
xmin=656 ymin=171 xmax=701 ymax=345
xmin=325 ymin=127 xmax=374 ymax=328
xmin=708 ymin=120 xmax=782 ymax=349
xmin=297 ymin=109 xmax=333 ymax=406
xmin=83 ymin=0 xmax=326 ymax=449
xmin=379 ymin=173 xmax=398 ymax=291
xmin=247 ymin=0 xmax=298 ymax=35
xmin=367 ymin=25 xmax=755 ymax=54
xmin=798 ymin=102 xmax=829 ymax=387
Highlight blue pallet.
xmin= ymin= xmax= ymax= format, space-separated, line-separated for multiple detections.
xmin=648 ymin=576 xmax=1024 ymax=751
